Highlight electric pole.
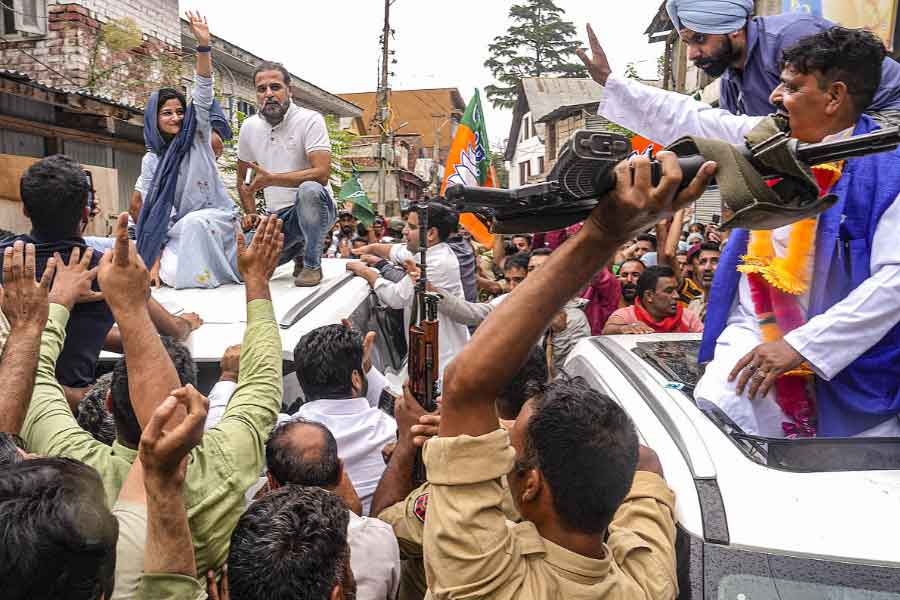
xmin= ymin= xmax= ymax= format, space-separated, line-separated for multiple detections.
xmin=375 ymin=0 xmax=392 ymax=215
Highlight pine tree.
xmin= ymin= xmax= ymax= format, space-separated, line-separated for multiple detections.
xmin=484 ymin=0 xmax=587 ymax=110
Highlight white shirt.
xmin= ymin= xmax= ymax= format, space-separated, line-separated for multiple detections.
xmin=237 ymin=103 xmax=333 ymax=212
xmin=600 ymin=74 xmax=900 ymax=433
xmin=373 ymin=242 xmax=470 ymax=377
xmin=293 ymin=397 xmax=396 ymax=516
xmin=348 ymin=511 xmax=401 ymax=600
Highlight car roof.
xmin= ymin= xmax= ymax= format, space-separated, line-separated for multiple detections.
xmin=144 ymin=258 xmax=370 ymax=362
xmin=568 ymin=334 xmax=900 ymax=565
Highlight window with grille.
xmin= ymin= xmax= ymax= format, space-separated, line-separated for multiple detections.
xmin=1 ymin=0 xmax=47 ymax=37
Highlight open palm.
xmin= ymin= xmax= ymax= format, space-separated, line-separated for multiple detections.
xmin=185 ymin=11 xmax=209 ymax=47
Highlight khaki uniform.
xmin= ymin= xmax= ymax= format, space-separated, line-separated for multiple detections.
xmin=379 ymin=476 xmax=520 ymax=600
xmin=421 ymin=428 xmax=678 ymax=600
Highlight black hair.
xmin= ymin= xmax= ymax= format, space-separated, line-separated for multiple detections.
xmin=252 ymin=61 xmax=292 ymax=87
xmin=636 ymin=265 xmax=675 ymax=303
xmin=619 ymin=258 xmax=645 ymax=273
xmin=504 ymin=251 xmax=531 ymax=273
xmin=293 ymin=324 xmax=363 ymax=402
xmin=109 ymin=336 xmax=197 ymax=448
xmin=691 ymin=241 xmax=721 ymax=263
xmin=266 ymin=419 xmax=341 ymax=488
xmin=156 ymin=87 xmax=186 ymax=114
xmin=782 ymin=26 xmax=886 ymax=115
xmin=0 ymin=457 xmax=118 ymax=600
xmin=496 ymin=345 xmax=548 ymax=420
xmin=228 ymin=485 xmax=350 ymax=600
xmin=0 ymin=432 xmax=24 ymax=468
xmin=20 ymin=155 xmax=90 ymax=239
xmin=76 ymin=373 xmax=116 ymax=446
xmin=422 ymin=202 xmax=459 ymax=242
xmin=520 ymin=377 xmax=638 ymax=533
xmin=636 ymin=233 xmax=657 ymax=250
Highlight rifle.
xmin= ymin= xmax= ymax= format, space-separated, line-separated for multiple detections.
xmin=445 ymin=125 xmax=900 ymax=233
xmin=407 ymin=201 xmax=440 ymax=485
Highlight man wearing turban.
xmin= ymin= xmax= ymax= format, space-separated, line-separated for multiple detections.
xmin=665 ymin=0 xmax=900 ymax=123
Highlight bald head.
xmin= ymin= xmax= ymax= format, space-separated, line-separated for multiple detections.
xmin=266 ymin=419 xmax=341 ymax=489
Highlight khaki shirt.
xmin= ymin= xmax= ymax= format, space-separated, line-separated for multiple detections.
xmin=421 ymin=429 xmax=678 ymax=600
xmin=379 ymin=478 xmax=521 ymax=600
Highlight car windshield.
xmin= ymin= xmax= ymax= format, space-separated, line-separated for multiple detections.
xmin=631 ymin=340 xmax=900 ymax=472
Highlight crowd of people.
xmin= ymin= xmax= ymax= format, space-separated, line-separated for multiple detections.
xmin=2 ymin=1 xmax=900 ymax=598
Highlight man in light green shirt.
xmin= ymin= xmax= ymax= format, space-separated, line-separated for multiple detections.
xmin=21 ymin=213 xmax=286 ymax=579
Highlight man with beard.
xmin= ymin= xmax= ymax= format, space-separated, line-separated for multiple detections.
xmin=346 ymin=202 xmax=469 ymax=378
xmin=604 ymin=266 xmax=704 ymax=335
xmin=580 ymin=25 xmax=900 ymax=437
xmin=328 ymin=211 xmax=359 ymax=258
xmin=238 ymin=62 xmax=335 ymax=287
xmin=662 ymin=0 xmax=900 ymax=122
xmin=686 ymin=242 xmax=720 ymax=320
xmin=616 ymin=258 xmax=645 ymax=308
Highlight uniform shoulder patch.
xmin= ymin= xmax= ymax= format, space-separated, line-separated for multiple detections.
xmin=413 ymin=492 xmax=429 ymax=523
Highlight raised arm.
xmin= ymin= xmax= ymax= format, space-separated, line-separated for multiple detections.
xmin=186 ymin=11 xmax=211 ymax=79
xmin=576 ymin=23 xmax=759 ymax=146
xmin=136 ymin=384 xmax=209 ymax=599
xmin=98 ymin=213 xmax=182 ymax=433
xmin=0 ymin=242 xmax=54 ymax=433
xmin=440 ymin=154 xmax=717 ymax=438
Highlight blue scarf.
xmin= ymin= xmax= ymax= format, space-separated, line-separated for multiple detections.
xmin=136 ymin=92 xmax=233 ymax=268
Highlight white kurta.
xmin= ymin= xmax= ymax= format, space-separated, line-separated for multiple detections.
xmin=598 ymin=74 xmax=900 ymax=436
xmin=373 ymin=242 xmax=470 ymax=379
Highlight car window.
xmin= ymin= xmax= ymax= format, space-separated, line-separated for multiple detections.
xmin=347 ymin=292 xmax=407 ymax=373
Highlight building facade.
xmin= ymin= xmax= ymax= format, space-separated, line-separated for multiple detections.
xmin=0 ymin=0 xmax=360 ymax=233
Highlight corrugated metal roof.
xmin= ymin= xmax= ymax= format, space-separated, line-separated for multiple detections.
xmin=521 ymin=78 xmax=605 ymax=123
xmin=0 ymin=68 xmax=144 ymax=113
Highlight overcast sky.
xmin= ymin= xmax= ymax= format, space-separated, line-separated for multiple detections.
xmin=184 ymin=0 xmax=665 ymax=149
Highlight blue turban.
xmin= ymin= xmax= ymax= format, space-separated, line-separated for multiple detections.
xmin=666 ymin=0 xmax=754 ymax=34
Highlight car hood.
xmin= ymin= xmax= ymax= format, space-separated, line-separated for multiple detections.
xmin=603 ymin=333 xmax=900 ymax=565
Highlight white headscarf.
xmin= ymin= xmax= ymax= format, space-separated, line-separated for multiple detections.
xmin=666 ymin=0 xmax=755 ymax=34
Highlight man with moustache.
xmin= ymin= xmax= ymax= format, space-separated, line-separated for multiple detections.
xmin=604 ymin=266 xmax=704 ymax=335
xmin=237 ymin=62 xmax=334 ymax=287
xmin=663 ymin=0 xmax=900 ymax=122
xmin=617 ymin=258 xmax=645 ymax=308
xmin=687 ymin=242 xmax=721 ymax=320
xmin=580 ymin=24 xmax=900 ymax=437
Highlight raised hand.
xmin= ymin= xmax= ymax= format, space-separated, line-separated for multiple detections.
xmin=219 ymin=344 xmax=241 ymax=382
xmin=237 ymin=215 xmax=284 ymax=282
xmin=575 ymin=24 xmax=612 ymax=86
xmin=48 ymin=246 xmax=103 ymax=311
xmin=139 ymin=384 xmax=209 ymax=487
xmin=185 ymin=10 xmax=210 ymax=47
xmin=98 ymin=213 xmax=151 ymax=313
xmin=1 ymin=241 xmax=54 ymax=332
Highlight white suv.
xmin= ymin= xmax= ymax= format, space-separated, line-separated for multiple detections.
xmin=565 ymin=334 xmax=900 ymax=599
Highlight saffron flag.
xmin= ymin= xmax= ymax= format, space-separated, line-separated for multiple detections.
xmin=339 ymin=167 xmax=376 ymax=226
xmin=440 ymin=89 xmax=495 ymax=245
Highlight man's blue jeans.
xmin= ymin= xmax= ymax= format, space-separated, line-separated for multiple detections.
xmin=275 ymin=181 xmax=335 ymax=270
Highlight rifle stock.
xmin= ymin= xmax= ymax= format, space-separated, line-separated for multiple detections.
xmin=408 ymin=202 xmax=440 ymax=485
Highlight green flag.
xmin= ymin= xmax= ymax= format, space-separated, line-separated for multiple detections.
xmin=339 ymin=168 xmax=376 ymax=226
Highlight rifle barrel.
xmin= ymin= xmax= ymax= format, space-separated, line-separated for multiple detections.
xmin=796 ymin=125 xmax=900 ymax=165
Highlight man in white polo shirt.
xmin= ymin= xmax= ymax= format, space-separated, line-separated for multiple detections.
xmin=237 ymin=61 xmax=334 ymax=286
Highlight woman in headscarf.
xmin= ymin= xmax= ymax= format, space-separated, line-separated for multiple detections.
xmin=134 ymin=11 xmax=242 ymax=289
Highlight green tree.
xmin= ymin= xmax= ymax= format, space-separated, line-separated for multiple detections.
xmin=491 ymin=148 xmax=510 ymax=189
xmin=484 ymin=0 xmax=587 ymax=110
